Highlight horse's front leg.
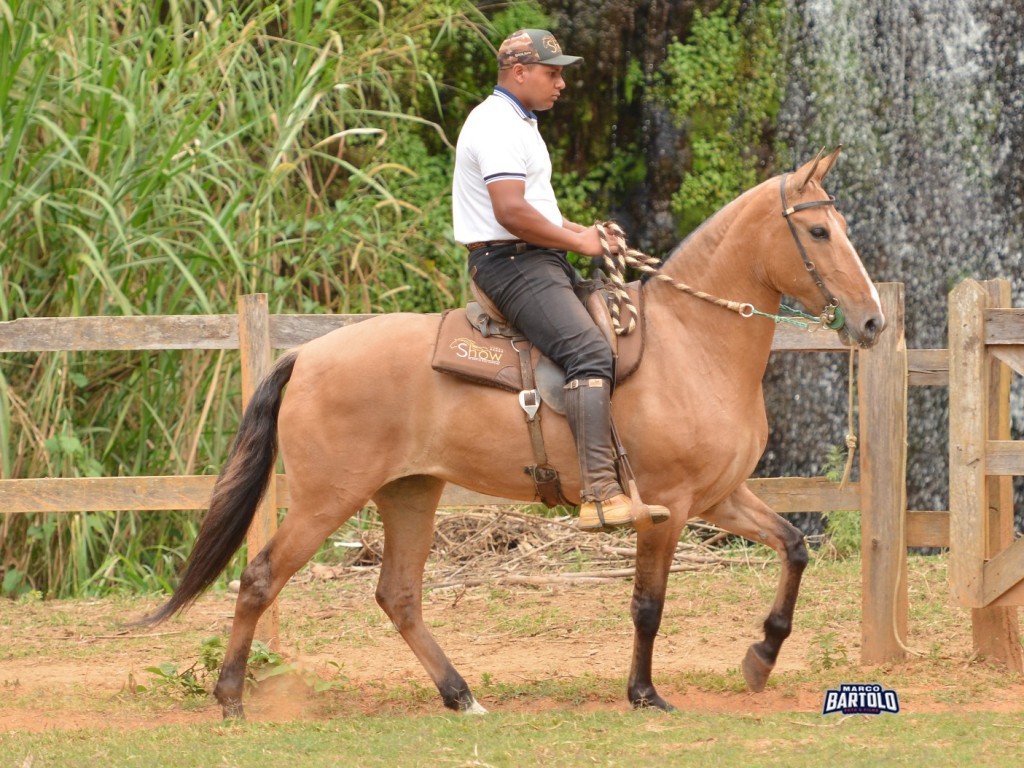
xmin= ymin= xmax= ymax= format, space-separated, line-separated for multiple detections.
xmin=628 ymin=512 xmax=690 ymax=711
xmin=701 ymin=482 xmax=809 ymax=692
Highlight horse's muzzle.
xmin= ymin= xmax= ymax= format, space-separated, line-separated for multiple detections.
xmin=841 ymin=311 xmax=885 ymax=348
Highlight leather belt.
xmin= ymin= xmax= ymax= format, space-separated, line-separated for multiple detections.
xmin=465 ymin=240 xmax=528 ymax=253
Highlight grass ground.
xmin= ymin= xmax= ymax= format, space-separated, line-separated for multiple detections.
xmin=0 ymin=550 xmax=1022 ymax=765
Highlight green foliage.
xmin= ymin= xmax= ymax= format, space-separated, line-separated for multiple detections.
xmin=657 ymin=0 xmax=787 ymax=233
xmin=140 ymin=636 xmax=226 ymax=698
xmin=623 ymin=59 xmax=645 ymax=105
xmin=554 ymin=143 xmax=646 ymax=227
xmin=822 ymin=443 xmax=862 ymax=557
xmin=1 ymin=567 xmax=30 ymax=598
xmin=0 ymin=0 xmax=490 ymax=597
xmin=137 ymin=636 xmax=346 ymax=698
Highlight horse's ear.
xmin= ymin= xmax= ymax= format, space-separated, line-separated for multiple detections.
xmin=796 ymin=145 xmax=842 ymax=190
xmin=819 ymin=144 xmax=842 ymax=181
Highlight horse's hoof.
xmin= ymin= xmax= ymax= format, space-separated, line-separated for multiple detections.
xmin=629 ymin=688 xmax=676 ymax=712
xmin=742 ymin=645 xmax=774 ymax=693
xmin=221 ymin=698 xmax=246 ymax=720
xmin=461 ymin=697 xmax=488 ymax=715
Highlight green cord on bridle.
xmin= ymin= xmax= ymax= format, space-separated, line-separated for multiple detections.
xmin=771 ymin=303 xmax=847 ymax=331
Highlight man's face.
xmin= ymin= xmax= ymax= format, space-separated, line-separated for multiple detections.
xmin=517 ymin=64 xmax=566 ymax=112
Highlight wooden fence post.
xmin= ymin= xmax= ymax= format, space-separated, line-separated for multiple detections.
xmin=858 ymin=282 xmax=908 ymax=663
xmin=950 ymin=279 xmax=1024 ymax=671
xmin=238 ymin=293 xmax=279 ymax=649
xmin=949 ymin=280 xmax=988 ymax=608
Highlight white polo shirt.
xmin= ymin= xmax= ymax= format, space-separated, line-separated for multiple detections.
xmin=452 ymin=87 xmax=562 ymax=244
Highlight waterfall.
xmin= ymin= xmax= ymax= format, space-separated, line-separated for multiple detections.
xmin=767 ymin=0 xmax=1024 ymax=528
xmin=543 ymin=0 xmax=1022 ymax=529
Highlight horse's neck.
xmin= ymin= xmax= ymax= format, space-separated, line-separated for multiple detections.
xmin=643 ymin=204 xmax=780 ymax=389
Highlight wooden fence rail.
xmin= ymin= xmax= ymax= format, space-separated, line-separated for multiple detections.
xmin=0 ymin=282 xmax=972 ymax=664
xmin=0 ymin=294 xmax=868 ymax=513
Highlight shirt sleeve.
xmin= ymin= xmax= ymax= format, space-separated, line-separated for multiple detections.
xmin=475 ymin=131 xmax=527 ymax=185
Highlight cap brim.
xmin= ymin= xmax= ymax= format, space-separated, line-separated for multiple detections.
xmin=541 ymin=54 xmax=582 ymax=66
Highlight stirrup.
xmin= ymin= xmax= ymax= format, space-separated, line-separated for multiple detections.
xmin=624 ymin=479 xmax=670 ymax=532
xmin=578 ymin=490 xmax=670 ymax=533
xmin=581 ymin=493 xmax=667 ymax=536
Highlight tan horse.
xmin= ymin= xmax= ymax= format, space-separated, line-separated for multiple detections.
xmin=145 ymin=147 xmax=884 ymax=717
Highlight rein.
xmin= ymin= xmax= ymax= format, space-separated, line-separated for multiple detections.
xmin=595 ymin=174 xmax=845 ymax=336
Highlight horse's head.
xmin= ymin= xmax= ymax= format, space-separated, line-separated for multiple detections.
xmin=765 ymin=147 xmax=885 ymax=348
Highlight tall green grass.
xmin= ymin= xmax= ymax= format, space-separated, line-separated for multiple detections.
xmin=0 ymin=0 xmax=492 ymax=597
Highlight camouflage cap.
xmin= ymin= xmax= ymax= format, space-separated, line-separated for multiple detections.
xmin=497 ymin=29 xmax=582 ymax=69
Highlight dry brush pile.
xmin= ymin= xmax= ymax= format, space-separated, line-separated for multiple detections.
xmin=296 ymin=508 xmax=775 ymax=591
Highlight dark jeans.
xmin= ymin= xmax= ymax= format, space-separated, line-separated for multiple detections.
xmin=468 ymin=244 xmax=614 ymax=382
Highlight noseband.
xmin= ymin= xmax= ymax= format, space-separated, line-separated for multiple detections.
xmin=779 ymin=173 xmax=845 ymax=331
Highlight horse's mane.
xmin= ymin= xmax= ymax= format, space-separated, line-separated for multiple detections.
xmin=643 ymin=178 xmax=771 ymax=280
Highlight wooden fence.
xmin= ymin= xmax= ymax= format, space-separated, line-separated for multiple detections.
xmin=948 ymin=279 xmax=1024 ymax=671
xmin=0 ymin=282 xmax=1015 ymax=666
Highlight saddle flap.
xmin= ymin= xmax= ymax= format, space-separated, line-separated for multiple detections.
xmin=585 ymin=287 xmax=618 ymax=359
xmin=432 ymin=308 xmax=534 ymax=392
xmin=613 ymin=282 xmax=645 ymax=380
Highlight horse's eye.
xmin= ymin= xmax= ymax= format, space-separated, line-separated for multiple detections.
xmin=810 ymin=226 xmax=829 ymax=241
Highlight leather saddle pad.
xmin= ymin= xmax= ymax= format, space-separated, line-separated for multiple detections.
xmin=431 ymin=282 xmax=645 ymax=414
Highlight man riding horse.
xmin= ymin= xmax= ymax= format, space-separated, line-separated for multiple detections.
xmin=452 ymin=29 xmax=670 ymax=532
xmin=142 ymin=27 xmax=884 ymax=718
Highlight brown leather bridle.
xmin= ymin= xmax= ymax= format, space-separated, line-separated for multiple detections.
xmin=779 ymin=173 xmax=845 ymax=331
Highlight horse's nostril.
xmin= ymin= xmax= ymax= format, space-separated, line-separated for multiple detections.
xmin=861 ymin=315 xmax=885 ymax=343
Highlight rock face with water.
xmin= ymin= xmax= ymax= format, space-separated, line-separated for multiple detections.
xmin=773 ymin=0 xmax=1024 ymax=529
xmin=543 ymin=0 xmax=1024 ymax=531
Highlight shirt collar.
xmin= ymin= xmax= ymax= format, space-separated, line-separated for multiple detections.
xmin=493 ymin=86 xmax=537 ymax=121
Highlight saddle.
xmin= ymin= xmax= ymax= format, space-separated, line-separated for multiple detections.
xmin=431 ymin=280 xmax=645 ymax=413
xmin=431 ymin=280 xmax=646 ymax=507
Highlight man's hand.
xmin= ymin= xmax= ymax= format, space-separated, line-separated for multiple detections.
xmin=573 ymin=224 xmax=619 ymax=258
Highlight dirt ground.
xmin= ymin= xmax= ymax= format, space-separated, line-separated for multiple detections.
xmin=2 ymin=542 xmax=1024 ymax=735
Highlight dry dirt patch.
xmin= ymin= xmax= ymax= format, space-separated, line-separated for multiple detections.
xmin=1 ymin=513 xmax=1022 ymax=732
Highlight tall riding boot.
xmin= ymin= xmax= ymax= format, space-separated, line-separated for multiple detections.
xmin=565 ymin=378 xmax=670 ymax=531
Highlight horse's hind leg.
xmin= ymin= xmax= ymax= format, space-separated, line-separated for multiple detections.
xmin=213 ymin=497 xmax=362 ymax=719
xmin=372 ymin=476 xmax=486 ymax=714
xmin=701 ymin=482 xmax=809 ymax=692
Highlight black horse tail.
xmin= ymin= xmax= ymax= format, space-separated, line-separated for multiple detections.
xmin=141 ymin=349 xmax=299 ymax=625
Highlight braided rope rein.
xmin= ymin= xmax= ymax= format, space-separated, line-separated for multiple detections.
xmin=595 ymin=221 xmax=753 ymax=336
xmin=595 ymin=221 xmax=828 ymax=336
